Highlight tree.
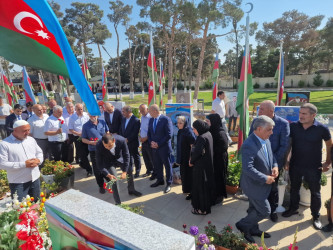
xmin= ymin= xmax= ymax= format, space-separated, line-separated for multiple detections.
xmin=108 ymin=0 xmax=132 ymax=99
xmin=256 ymin=10 xmax=324 ymax=74
xmin=318 ymin=18 xmax=333 ymax=71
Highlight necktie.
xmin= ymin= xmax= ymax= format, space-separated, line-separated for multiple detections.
xmin=263 ymin=143 xmax=269 ymax=163
xmin=18 ymin=115 xmax=21 ymax=120
xmin=153 ymin=118 xmax=157 ymax=133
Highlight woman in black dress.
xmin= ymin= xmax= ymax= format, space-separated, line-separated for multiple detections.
xmin=176 ymin=116 xmax=196 ymax=200
xmin=207 ymin=113 xmax=229 ymax=204
xmin=190 ymin=120 xmax=215 ymax=215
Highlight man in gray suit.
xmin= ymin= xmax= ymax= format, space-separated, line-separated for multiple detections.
xmin=236 ymin=115 xmax=278 ymax=243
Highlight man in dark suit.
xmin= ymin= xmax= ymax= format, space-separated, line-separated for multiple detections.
xmin=5 ymin=104 xmax=28 ymax=136
xmin=148 ymin=104 xmax=173 ymax=194
xmin=95 ymin=133 xmax=142 ymax=205
xmin=120 ymin=106 xmax=141 ymax=178
xmin=236 ymin=115 xmax=278 ymax=243
xmin=22 ymin=102 xmax=34 ymax=119
xmin=104 ymin=103 xmax=122 ymax=134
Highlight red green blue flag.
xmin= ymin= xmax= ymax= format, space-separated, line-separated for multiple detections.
xmin=22 ymin=66 xmax=36 ymax=104
xmin=0 ymin=69 xmax=13 ymax=106
xmin=38 ymin=73 xmax=48 ymax=101
xmin=102 ymin=64 xmax=108 ymax=102
xmin=212 ymin=54 xmax=219 ymax=101
xmin=0 ymin=0 xmax=99 ymax=115
xmin=147 ymin=33 xmax=158 ymax=107
xmin=274 ymin=52 xmax=284 ymax=105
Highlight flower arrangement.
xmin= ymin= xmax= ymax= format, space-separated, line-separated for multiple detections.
xmin=226 ymin=152 xmax=242 ymax=187
xmin=0 ymin=169 xmax=10 ymax=198
xmin=183 ymin=224 xmax=215 ymax=249
xmin=324 ymin=198 xmax=331 ymax=209
xmin=41 ymin=160 xmax=74 ymax=182
xmin=90 ymin=137 xmax=99 ymax=142
xmin=103 ymin=177 xmax=118 ymax=193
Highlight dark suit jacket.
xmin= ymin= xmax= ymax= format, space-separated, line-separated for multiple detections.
xmin=147 ymin=115 xmax=173 ymax=153
xmin=5 ymin=113 xmax=29 ymax=135
xmin=120 ymin=115 xmax=140 ymax=149
xmin=95 ymin=134 xmax=130 ymax=176
xmin=240 ymin=133 xmax=278 ymax=200
xmin=104 ymin=109 xmax=122 ymax=134
xmin=22 ymin=110 xmax=33 ymax=120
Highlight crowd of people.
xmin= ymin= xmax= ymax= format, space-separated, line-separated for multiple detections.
xmin=0 ymin=93 xmax=332 ymax=241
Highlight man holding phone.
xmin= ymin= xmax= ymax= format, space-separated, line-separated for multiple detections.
xmin=282 ymin=103 xmax=332 ymax=230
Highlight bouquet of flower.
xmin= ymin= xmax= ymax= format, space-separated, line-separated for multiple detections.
xmin=103 ymin=176 xmax=119 ymax=193
xmin=183 ymin=224 xmax=215 ymax=250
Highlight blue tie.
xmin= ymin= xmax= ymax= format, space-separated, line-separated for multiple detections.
xmin=17 ymin=115 xmax=21 ymax=120
xmin=153 ymin=118 xmax=157 ymax=133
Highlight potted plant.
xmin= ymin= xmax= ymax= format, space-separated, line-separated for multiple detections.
xmin=53 ymin=161 xmax=75 ymax=189
xmin=229 ymin=131 xmax=238 ymax=142
xmin=0 ymin=170 xmax=10 ymax=199
xmin=300 ymin=173 xmax=327 ymax=206
xmin=40 ymin=159 xmax=56 ymax=184
xmin=226 ymin=152 xmax=241 ymax=194
xmin=324 ymin=198 xmax=331 ymax=220
xmin=276 ymin=169 xmax=288 ymax=213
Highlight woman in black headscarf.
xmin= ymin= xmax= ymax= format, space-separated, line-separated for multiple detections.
xmin=190 ymin=119 xmax=215 ymax=215
xmin=207 ymin=113 xmax=229 ymax=204
xmin=176 ymin=116 xmax=196 ymax=199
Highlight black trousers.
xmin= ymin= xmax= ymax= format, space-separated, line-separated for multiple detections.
xmin=62 ymin=138 xmax=74 ymax=164
xmin=35 ymin=138 xmax=49 ymax=168
xmin=90 ymin=151 xmax=104 ymax=188
xmin=48 ymin=141 xmax=64 ymax=161
xmin=73 ymin=136 xmax=92 ymax=173
xmin=228 ymin=116 xmax=237 ymax=132
xmin=105 ymin=161 xmax=135 ymax=204
xmin=141 ymin=141 xmax=154 ymax=174
xmin=128 ymin=144 xmax=141 ymax=175
xmin=0 ymin=124 xmax=7 ymax=140
xmin=289 ymin=167 xmax=321 ymax=219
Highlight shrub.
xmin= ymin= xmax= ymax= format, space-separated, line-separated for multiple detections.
xmin=303 ymin=173 xmax=327 ymax=190
xmin=326 ymin=79 xmax=333 ymax=87
xmin=226 ymin=152 xmax=241 ymax=186
xmin=298 ymin=80 xmax=305 ymax=88
xmin=176 ymin=82 xmax=184 ymax=90
xmin=264 ymin=83 xmax=270 ymax=88
xmin=191 ymin=86 xmax=195 ymax=90
xmin=253 ymin=83 xmax=260 ymax=89
xmin=313 ymin=73 xmax=324 ymax=87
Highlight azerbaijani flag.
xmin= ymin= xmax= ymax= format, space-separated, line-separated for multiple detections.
xmin=212 ymin=54 xmax=219 ymax=101
xmin=147 ymin=33 xmax=158 ymax=107
xmin=0 ymin=0 xmax=99 ymax=115
xmin=274 ymin=52 xmax=284 ymax=106
xmin=10 ymin=80 xmax=19 ymax=104
xmin=0 ymin=69 xmax=13 ymax=106
xmin=236 ymin=50 xmax=253 ymax=150
xmin=22 ymin=66 xmax=36 ymax=104
xmin=102 ymin=64 xmax=108 ymax=102
xmin=59 ymin=75 xmax=68 ymax=97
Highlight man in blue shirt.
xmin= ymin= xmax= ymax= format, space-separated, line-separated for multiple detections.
xmin=249 ymin=100 xmax=290 ymax=222
xmin=82 ymin=114 xmax=109 ymax=194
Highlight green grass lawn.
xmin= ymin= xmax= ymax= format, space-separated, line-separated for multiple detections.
xmin=120 ymin=90 xmax=333 ymax=114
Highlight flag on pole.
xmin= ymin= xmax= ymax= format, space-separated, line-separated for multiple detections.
xmin=22 ymin=66 xmax=36 ymax=104
xmin=212 ymin=54 xmax=219 ymax=101
xmin=0 ymin=0 xmax=99 ymax=115
xmin=274 ymin=51 xmax=284 ymax=105
xmin=159 ymin=61 xmax=165 ymax=107
xmin=236 ymin=50 xmax=253 ymax=150
xmin=9 ymin=80 xmax=19 ymax=104
xmin=102 ymin=64 xmax=108 ymax=102
xmin=0 ymin=68 xmax=13 ymax=106
xmin=147 ymin=33 xmax=158 ymax=107
xmin=59 ymin=75 xmax=68 ymax=97
xmin=38 ymin=73 xmax=48 ymax=102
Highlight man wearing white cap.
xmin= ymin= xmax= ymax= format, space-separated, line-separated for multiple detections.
xmin=0 ymin=120 xmax=43 ymax=201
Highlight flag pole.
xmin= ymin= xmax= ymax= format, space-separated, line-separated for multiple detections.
xmin=242 ymin=7 xmax=251 ymax=143
xmin=276 ymin=40 xmax=283 ymax=105
xmin=150 ymin=31 xmax=156 ymax=105
xmin=81 ymin=43 xmax=87 ymax=81
xmin=0 ymin=58 xmax=9 ymax=104
xmin=159 ymin=57 xmax=162 ymax=109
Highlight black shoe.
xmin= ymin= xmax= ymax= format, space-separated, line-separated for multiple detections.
xmin=128 ymin=190 xmax=142 ymax=197
xmin=86 ymin=171 xmax=92 ymax=177
xmin=115 ymin=202 xmax=121 ymax=205
xmin=150 ymin=181 xmax=164 ymax=187
xmin=270 ymin=213 xmax=278 ymax=222
xmin=251 ymin=231 xmax=271 ymax=238
xmin=235 ymin=222 xmax=255 ymax=243
xmin=313 ymin=218 xmax=322 ymax=230
xmin=149 ymin=175 xmax=156 ymax=181
xmin=142 ymin=172 xmax=152 ymax=177
xmin=186 ymin=194 xmax=192 ymax=200
xmin=134 ymin=173 xmax=140 ymax=178
xmin=99 ymin=187 xmax=106 ymax=194
xmin=164 ymin=185 xmax=171 ymax=194
xmin=282 ymin=209 xmax=298 ymax=217
xmin=322 ymin=223 xmax=333 ymax=232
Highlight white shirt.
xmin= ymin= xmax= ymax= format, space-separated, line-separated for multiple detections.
xmin=140 ymin=113 xmax=151 ymax=138
xmin=44 ymin=115 xmax=67 ymax=142
xmin=0 ymin=134 xmax=43 ymax=183
xmin=68 ymin=112 xmax=89 ymax=134
xmin=28 ymin=114 xmax=49 ymax=139
xmin=212 ymin=98 xmax=225 ymax=118
xmin=0 ymin=103 xmax=12 ymax=125
xmin=110 ymin=143 xmax=123 ymax=163
xmin=63 ymin=112 xmax=74 ymax=135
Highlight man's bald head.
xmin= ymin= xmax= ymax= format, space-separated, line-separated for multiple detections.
xmin=258 ymin=100 xmax=275 ymax=118
xmin=148 ymin=104 xmax=160 ymax=118
xmin=104 ymin=103 xmax=114 ymax=113
xmin=33 ymin=104 xmax=43 ymax=117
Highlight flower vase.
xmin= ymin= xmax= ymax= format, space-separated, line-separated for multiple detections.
xmin=226 ymin=185 xmax=239 ymax=194
xmin=41 ymin=174 xmax=55 ymax=184
xmin=299 ymin=185 xmax=311 ymax=207
xmin=276 ymin=184 xmax=287 ymax=213
xmin=214 ymin=246 xmax=230 ymax=250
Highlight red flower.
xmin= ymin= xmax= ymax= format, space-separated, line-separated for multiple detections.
xmin=90 ymin=138 xmax=93 ymax=141
xmin=16 ymin=230 xmax=29 ymax=240
xmin=108 ymin=189 xmax=113 ymax=193
xmin=183 ymin=230 xmax=188 ymax=234
xmin=94 ymin=138 xmax=98 ymax=141
xmin=103 ymin=183 xmax=107 ymax=189
xmin=208 ymin=221 xmax=211 ymax=224
xmin=183 ymin=224 xmax=187 ymax=229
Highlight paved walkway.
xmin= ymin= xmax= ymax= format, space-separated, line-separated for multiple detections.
xmin=72 ymin=144 xmax=333 ymax=250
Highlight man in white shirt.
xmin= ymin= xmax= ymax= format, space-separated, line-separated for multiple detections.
xmin=211 ymin=91 xmax=232 ymax=144
xmin=68 ymin=103 xmax=91 ymax=176
xmin=44 ymin=105 xmax=67 ymax=161
xmin=0 ymin=120 xmax=43 ymax=201
xmin=0 ymin=96 xmax=13 ymax=139
xmin=28 ymin=104 xmax=49 ymax=166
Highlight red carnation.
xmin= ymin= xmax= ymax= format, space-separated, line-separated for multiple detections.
xmin=90 ymin=138 xmax=93 ymax=141
xmin=95 ymin=138 xmax=98 ymax=141
xmin=183 ymin=224 xmax=187 ymax=229
xmin=208 ymin=221 xmax=211 ymax=224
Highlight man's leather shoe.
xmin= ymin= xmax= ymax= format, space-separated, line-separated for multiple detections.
xmin=86 ymin=171 xmax=92 ymax=177
xmin=164 ymin=185 xmax=171 ymax=194
xmin=251 ymin=231 xmax=271 ymax=238
xmin=99 ymin=187 xmax=105 ymax=194
xmin=128 ymin=190 xmax=142 ymax=197
xmin=270 ymin=213 xmax=278 ymax=222
xmin=149 ymin=175 xmax=156 ymax=181
xmin=282 ymin=209 xmax=298 ymax=217
xmin=235 ymin=222 xmax=255 ymax=243
xmin=142 ymin=172 xmax=152 ymax=177
xmin=322 ymin=223 xmax=333 ymax=232
xmin=134 ymin=173 xmax=140 ymax=178
xmin=150 ymin=181 xmax=164 ymax=187
xmin=313 ymin=218 xmax=322 ymax=230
